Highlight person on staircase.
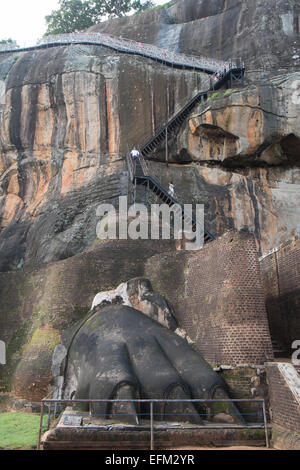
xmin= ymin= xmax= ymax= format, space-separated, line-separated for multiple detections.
xmin=131 ymin=147 xmax=140 ymax=160
xmin=131 ymin=147 xmax=140 ymax=173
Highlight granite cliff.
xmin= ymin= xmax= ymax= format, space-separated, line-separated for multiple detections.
xmin=89 ymin=0 xmax=300 ymax=71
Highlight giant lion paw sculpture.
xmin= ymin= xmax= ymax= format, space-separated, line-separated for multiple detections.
xmin=62 ymin=278 xmax=243 ymax=425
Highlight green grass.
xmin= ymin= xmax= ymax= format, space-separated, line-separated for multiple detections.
xmin=209 ymin=92 xmax=220 ymax=99
xmin=0 ymin=412 xmax=46 ymax=450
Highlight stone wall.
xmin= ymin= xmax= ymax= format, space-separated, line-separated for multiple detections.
xmin=146 ymin=230 xmax=274 ymax=366
xmin=260 ymin=238 xmax=300 ymax=352
xmin=218 ymin=366 xmax=269 ymax=423
xmin=266 ymin=362 xmax=300 ymax=449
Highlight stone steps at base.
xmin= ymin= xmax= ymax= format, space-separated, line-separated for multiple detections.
xmin=42 ymin=426 xmax=270 ymax=450
xmin=43 ymin=439 xmax=267 ymax=450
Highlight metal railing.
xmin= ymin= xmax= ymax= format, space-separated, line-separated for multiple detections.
xmin=37 ymin=397 xmax=269 ymax=450
xmin=135 ymin=64 xmax=244 ymax=161
xmin=126 ymin=147 xmax=135 ymax=181
xmin=137 ymin=151 xmax=149 ymax=177
xmin=0 ymin=32 xmax=244 ymax=74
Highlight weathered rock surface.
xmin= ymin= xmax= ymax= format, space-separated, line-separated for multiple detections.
xmin=89 ymin=0 xmax=300 ymax=71
xmin=177 ymin=73 xmax=300 ymax=167
xmin=145 ymin=73 xmax=300 ymax=255
xmin=92 ymin=277 xmax=179 ymax=331
xmin=0 ymin=45 xmax=202 ymax=270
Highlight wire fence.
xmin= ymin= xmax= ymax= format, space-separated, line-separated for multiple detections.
xmin=0 ymin=32 xmax=244 ymax=74
xmin=37 ymin=397 xmax=269 ymax=450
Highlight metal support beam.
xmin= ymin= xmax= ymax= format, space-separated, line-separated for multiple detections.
xmin=165 ymin=127 xmax=168 ymax=167
xmin=133 ymin=178 xmax=137 ymax=205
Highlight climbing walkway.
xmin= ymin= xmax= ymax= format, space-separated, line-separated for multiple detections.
xmin=0 ymin=32 xmax=242 ymax=74
xmin=126 ymin=66 xmax=245 ymax=244
xmin=127 ymin=153 xmax=215 ymax=244
xmin=139 ymin=68 xmax=244 ymax=160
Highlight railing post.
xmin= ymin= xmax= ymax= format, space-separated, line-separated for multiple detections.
xmin=150 ymin=401 xmax=154 ymax=451
xmin=133 ymin=178 xmax=137 ymax=205
xmin=47 ymin=403 xmax=51 ymax=430
xmin=262 ymin=400 xmax=270 ymax=448
xmin=37 ymin=401 xmax=44 ymax=450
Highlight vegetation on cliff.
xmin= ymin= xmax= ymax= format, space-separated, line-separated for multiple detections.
xmin=46 ymin=0 xmax=155 ymax=34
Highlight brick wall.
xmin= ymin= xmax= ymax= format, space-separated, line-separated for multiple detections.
xmin=219 ymin=366 xmax=269 ymax=423
xmin=266 ymin=363 xmax=300 ymax=434
xmin=146 ymin=230 xmax=274 ymax=366
xmin=260 ymin=238 xmax=300 ymax=351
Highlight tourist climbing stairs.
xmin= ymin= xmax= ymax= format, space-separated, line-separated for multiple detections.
xmin=127 ymin=150 xmax=215 ymax=243
xmin=126 ymin=62 xmax=245 ymax=244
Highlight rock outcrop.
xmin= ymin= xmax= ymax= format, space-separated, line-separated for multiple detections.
xmin=177 ymin=73 xmax=300 ymax=167
xmin=89 ymin=0 xmax=300 ymax=71
xmin=0 ymin=0 xmax=299 ymax=406
xmin=0 ymin=1 xmax=299 ymax=270
xmin=145 ymin=72 xmax=300 ymax=254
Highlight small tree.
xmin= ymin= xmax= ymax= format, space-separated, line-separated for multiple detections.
xmin=0 ymin=39 xmax=19 ymax=49
xmin=45 ymin=0 xmax=154 ymax=35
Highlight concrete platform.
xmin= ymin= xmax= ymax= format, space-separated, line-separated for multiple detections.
xmin=42 ymin=408 xmax=270 ymax=450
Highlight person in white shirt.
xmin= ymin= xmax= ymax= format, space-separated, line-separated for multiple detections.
xmin=168 ymin=182 xmax=174 ymax=198
xmin=131 ymin=147 xmax=140 ymax=160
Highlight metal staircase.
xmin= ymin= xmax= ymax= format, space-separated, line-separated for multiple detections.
xmin=140 ymin=65 xmax=244 ymax=160
xmin=126 ymin=65 xmax=245 ymax=245
xmin=0 ymin=29 xmax=244 ymax=245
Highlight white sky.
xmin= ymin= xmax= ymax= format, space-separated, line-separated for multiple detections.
xmin=0 ymin=0 xmax=167 ymax=46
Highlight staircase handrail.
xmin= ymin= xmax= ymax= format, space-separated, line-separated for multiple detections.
xmin=0 ymin=31 xmax=243 ymax=74
xmin=126 ymin=147 xmax=135 ymax=181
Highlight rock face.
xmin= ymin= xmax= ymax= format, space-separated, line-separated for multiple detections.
xmin=147 ymin=72 xmax=300 ymax=255
xmin=0 ymin=0 xmax=299 ymax=405
xmin=0 ymin=239 xmax=175 ymax=397
xmin=92 ymin=277 xmax=179 ymax=331
xmin=89 ymin=0 xmax=300 ymax=71
xmin=178 ymin=73 xmax=300 ymax=167
xmin=0 ymin=45 xmax=202 ymax=270
xmin=0 ymin=1 xmax=298 ymax=269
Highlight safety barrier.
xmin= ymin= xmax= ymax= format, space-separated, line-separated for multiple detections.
xmin=0 ymin=32 xmax=244 ymax=74
xmin=37 ymin=397 xmax=269 ymax=450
